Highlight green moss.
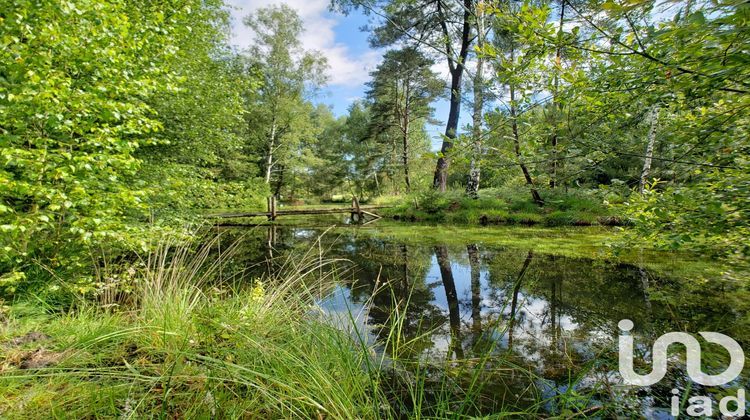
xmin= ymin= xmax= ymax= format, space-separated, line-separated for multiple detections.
xmin=379 ymin=188 xmax=619 ymax=227
xmin=353 ymin=222 xmax=732 ymax=280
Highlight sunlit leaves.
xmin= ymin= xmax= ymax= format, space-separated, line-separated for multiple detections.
xmin=0 ymin=0 xmax=226 ymax=287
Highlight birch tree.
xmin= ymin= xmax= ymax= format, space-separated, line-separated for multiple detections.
xmin=466 ymin=0 xmax=490 ymax=197
xmin=244 ymin=5 xmax=327 ymax=190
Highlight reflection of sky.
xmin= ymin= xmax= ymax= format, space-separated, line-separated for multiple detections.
xmin=318 ymin=285 xmax=376 ymax=347
xmin=292 ymin=229 xmax=316 ymax=239
xmin=320 ymin=248 xmax=621 ymax=370
xmin=428 ymin=254 xmax=589 ymax=359
xmin=270 ymin=228 xmax=746 ymax=416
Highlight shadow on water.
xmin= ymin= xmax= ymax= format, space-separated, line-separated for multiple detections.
xmin=221 ymin=225 xmax=750 ymax=417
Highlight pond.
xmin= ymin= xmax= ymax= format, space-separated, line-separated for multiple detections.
xmin=222 ymin=222 xmax=750 ymax=417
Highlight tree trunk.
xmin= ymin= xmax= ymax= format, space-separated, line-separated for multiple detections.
xmin=639 ymin=106 xmax=659 ymax=194
xmin=264 ymin=120 xmax=277 ymax=184
xmin=433 ymin=0 xmax=473 ymax=192
xmin=402 ymin=83 xmax=411 ymax=193
xmin=549 ymin=0 xmax=566 ymax=189
xmin=684 ymin=0 xmax=693 ymax=16
xmin=402 ymin=131 xmax=411 ymax=193
xmin=435 ymin=245 xmax=464 ymax=360
xmin=509 ymin=68 xmax=544 ymax=206
xmin=273 ymin=164 xmax=285 ymax=198
xmin=466 ymin=1 xmax=485 ymax=198
xmin=433 ymin=70 xmax=461 ymax=192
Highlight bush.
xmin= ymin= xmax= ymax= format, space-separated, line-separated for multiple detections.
xmin=544 ymin=211 xmax=575 ymax=226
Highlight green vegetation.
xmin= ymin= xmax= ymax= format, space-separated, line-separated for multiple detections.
xmin=1 ymin=0 xmax=748 ymax=417
xmin=357 ymin=222 xmax=729 ymax=280
xmin=0 ymin=236 xmax=620 ymax=418
xmin=378 ymin=187 xmax=622 ymax=227
xmin=3 ymin=0 xmax=748 ymax=288
xmin=0 ymin=241 xmax=381 ymax=418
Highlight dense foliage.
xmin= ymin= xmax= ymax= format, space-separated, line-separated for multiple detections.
xmin=336 ymin=0 xmax=749 ymax=263
xmin=3 ymin=0 xmax=187 ymax=289
xmin=1 ymin=0 xmax=748 ymax=294
xmin=0 ymin=0 xmax=748 ymax=418
xmin=0 ymin=0 xmax=265 ymax=292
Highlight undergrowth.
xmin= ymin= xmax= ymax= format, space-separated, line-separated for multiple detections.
xmin=376 ymin=187 xmax=624 ymax=227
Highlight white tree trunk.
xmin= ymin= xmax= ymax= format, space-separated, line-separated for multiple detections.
xmin=466 ymin=1 xmax=485 ymax=198
xmin=639 ymin=106 xmax=659 ymax=194
xmin=264 ymin=121 xmax=276 ymax=184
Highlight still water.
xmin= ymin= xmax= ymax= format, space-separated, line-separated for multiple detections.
xmin=226 ymin=224 xmax=749 ymax=417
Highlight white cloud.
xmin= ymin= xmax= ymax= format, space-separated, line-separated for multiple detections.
xmin=225 ymin=0 xmax=381 ymax=87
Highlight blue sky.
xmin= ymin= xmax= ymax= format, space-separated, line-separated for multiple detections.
xmin=225 ymin=0 xmax=451 ymax=150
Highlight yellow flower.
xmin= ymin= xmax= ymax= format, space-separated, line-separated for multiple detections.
xmin=250 ymin=279 xmax=264 ymax=303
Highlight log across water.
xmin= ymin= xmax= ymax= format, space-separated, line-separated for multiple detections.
xmin=208 ymin=196 xmax=389 ymax=222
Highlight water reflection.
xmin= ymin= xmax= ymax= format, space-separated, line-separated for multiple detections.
xmin=225 ymin=226 xmax=749 ymax=416
xmin=339 ymin=243 xmax=655 ymax=369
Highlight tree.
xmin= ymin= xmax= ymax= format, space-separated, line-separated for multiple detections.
xmin=289 ymin=105 xmax=351 ymax=198
xmin=366 ymin=47 xmax=442 ymax=192
xmin=340 ymin=101 xmax=383 ymax=198
xmin=578 ymin=0 xmax=749 ymax=259
xmin=243 ymin=5 xmax=328 ymax=192
xmin=466 ymin=0 xmax=491 ymax=197
xmin=487 ymin=5 xmax=545 ymax=205
xmin=638 ymin=105 xmax=659 ymax=194
xmin=333 ymin=0 xmax=476 ymax=191
xmin=0 ymin=0 xmax=198 ymax=282
xmin=540 ymin=0 xmax=585 ymax=189
xmin=140 ymin=2 xmax=266 ymax=215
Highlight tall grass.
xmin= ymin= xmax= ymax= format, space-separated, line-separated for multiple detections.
xmin=0 ymin=233 xmax=382 ymax=418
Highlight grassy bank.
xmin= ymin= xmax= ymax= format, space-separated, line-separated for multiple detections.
xmin=354 ymin=223 xmax=731 ymax=280
xmin=0 ymin=240 xmax=382 ymax=418
xmin=374 ymin=188 xmax=624 ymax=227
xmin=1 ymin=298 xmax=378 ymax=418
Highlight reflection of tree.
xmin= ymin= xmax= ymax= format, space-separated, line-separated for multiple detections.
xmin=339 ymin=240 xmax=442 ymax=358
xmin=435 ymin=245 xmax=464 ymax=360
xmin=534 ymin=257 xmax=657 ymax=334
xmin=483 ymin=250 xmax=667 ymax=383
xmin=544 ymin=255 xmax=566 ymax=379
xmin=223 ymin=228 xmax=750 ymax=415
xmin=266 ymin=225 xmax=277 ymax=276
xmin=467 ymin=244 xmax=482 ymax=335
xmin=508 ymin=251 xmax=533 ymax=349
xmin=211 ymin=227 xmax=750 ymax=418
xmin=205 ymin=226 xmax=297 ymax=284
xmin=549 ymin=255 xmax=562 ymax=352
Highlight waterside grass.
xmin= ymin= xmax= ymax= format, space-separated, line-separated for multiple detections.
xmin=375 ymin=188 xmax=622 ymax=227
xmin=0 ymin=238 xmax=380 ymax=418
